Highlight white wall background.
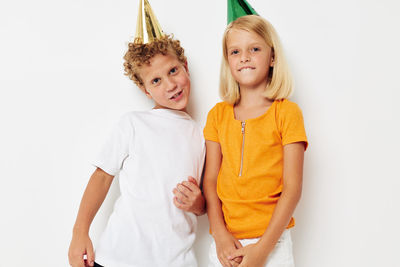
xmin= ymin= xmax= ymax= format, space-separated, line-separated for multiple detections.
xmin=1 ymin=0 xmax=399 ymax=266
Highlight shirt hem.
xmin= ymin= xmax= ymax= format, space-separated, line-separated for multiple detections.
xmin=282 ymin=137 xmax=308 ymax=150
xmin=94 ymin=256 xmax=133 ymax=267
xmin=91 ymin=162 xmax=118 ymax=176
xmin=204 ymin=136 xmax=220 ymax=143
xmin=230 ymin=223 xmax=295 ymax=239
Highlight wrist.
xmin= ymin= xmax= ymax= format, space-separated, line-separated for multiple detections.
xmin=211 ymin=226 xmax=229 ymax=239
xmin=193 ymin=195 xmax=206 ymax=216
xmin=72 ymin=225 xmax=89 ymax=236
xmin=193 ymin=208 xmax=205 ymax=216
xmin=256 ymin=238 xmax=274 ymax=255
xmin=195 ymin=201 xmax=206 ymax=216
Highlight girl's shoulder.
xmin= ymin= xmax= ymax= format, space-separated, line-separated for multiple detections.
xmin=212 ymin=101 xmax=232 ymax=110
xmin=273 ymin=99 xmax=306 ymax=130
xmin=274 ymin=99 xmax=303 ymax=114
xmin=205 ymin=102 xmax=234 ymax=127
xmin=208 ymin=101 xmax=233 ymax=116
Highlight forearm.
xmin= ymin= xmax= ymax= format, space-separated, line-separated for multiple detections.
xmin=257 ymin=186 xmax=301 ymax=251
xmin=203 ymin=140 xmax=227 ymax=236
xmin=258 ymin=142 xmax=304 ymax=252
xmin=73 ymin=168 xmax=114 ymax=235
xmin=203 ymin=178 xmax=228 ymax=236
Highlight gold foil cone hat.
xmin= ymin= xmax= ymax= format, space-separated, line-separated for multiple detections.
xmin=134 ymin=0 xmax=165 ymax=44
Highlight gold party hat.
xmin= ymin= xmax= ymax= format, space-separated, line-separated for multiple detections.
xmin=134 ymin=0 xmax=165 ymax=44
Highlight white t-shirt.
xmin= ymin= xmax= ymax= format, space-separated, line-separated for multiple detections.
xmin=93 ymin=109 xmax=205 ymax=267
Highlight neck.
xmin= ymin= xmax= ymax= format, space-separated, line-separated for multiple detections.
xmin=237 ymin=83 xmax=271 ymax=108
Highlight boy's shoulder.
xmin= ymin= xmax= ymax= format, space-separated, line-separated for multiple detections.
xmin=116 ymin=110 xmax=143 ymax=123
xmin=113 ymin=110 xmax=152 ymax=129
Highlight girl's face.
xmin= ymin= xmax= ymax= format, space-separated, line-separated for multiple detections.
xmin=226 ymin=28 xmax=274 ymax=90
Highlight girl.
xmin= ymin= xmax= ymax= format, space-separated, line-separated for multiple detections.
xmin=203 ymin=15 xmax=308 ymax=267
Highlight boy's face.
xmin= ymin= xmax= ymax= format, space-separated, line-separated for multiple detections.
xmin=139 ymin=53 xmax=190 ymax=111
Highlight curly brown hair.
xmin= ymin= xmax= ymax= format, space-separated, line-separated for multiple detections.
xmin=123 ymin=35 xmax=186 ymax=88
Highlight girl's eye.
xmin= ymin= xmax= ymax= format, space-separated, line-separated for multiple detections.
xmin=169 ymin=67 xmax=177 ymax=74
xmin=152 ymin=78 xmax=160 ymax=85
xmin=252 ymin=47 xmax=260 ymax=52
xmin=231 ymin=50 xmax=239 ymax=55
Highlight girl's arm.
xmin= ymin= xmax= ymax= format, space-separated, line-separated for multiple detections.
xmin=203 ymin=140 xmax=242 ymax=267
xmin=68 ymin=168 xmax=114 ymax=267
xmin=229 ymin=142 xmax=305 ymax=267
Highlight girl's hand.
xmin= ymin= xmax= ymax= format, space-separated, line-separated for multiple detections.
xmin=68 ymin=232 xmax=95 ymax=267
xmin=228 ymin=243 xmax=267 ymax=267
xmin=213 ymin=230 xmax=243 ymax=267
xmin=173 ymin=176 xmax=205 ymax=216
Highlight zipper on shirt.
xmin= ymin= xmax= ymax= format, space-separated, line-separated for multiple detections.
xmin=239 ymin=121 xmax=246 ymax=177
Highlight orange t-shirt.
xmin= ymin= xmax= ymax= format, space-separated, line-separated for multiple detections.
xmin=203 ymin=99 xmax=308 ymax=239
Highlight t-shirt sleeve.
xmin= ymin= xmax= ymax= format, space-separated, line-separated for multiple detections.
xmin=203 ymin=105 xmax=219 ymax=143
xmin=280 ymin=101 xmax=308 ymax=150
xmin=92 ymin=114 xmax=133 ymax=176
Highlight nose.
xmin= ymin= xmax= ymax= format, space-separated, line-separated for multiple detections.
xmin=165 ymin=77 xmax=177 ymax=92
xmin=240 ymin=51 xmax=250 ymax=63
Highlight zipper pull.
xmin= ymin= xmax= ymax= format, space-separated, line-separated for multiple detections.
xmin=241 ymin=121 xmax=245 ymax=134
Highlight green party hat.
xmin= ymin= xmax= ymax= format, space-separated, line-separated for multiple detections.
xmin=227 ymin=0 xmax=258 ymax=24
xmin=134 ymin=0 xmax=165 ymax=44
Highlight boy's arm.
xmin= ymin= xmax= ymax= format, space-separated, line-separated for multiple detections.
xmin=68 ymin=168 xmax=114 ymax=267
xmin=203 ymin=140 xmax=242 ymax=267
xmin=228 ymin=142 xmax=305 ymax=266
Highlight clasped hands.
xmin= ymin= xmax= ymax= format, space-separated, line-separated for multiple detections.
xmin=214 ymin=230 xmax=268 ymax=267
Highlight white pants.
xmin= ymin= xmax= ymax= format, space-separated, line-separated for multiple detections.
xmin=208 ymin=229 xmax=295 ymax=267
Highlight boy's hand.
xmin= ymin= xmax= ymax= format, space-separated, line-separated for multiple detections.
xmin=213 ymin=229 xmax=243 ymax=267
xmin=173 ymin=176 xmax=205 ymax=216
xmin=68 ymin=232 xmax=95 ymax=267
xmin=228 ymin=243 xmax=267 ymax=267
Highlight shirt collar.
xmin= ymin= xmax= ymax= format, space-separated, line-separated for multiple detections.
xmin=150 ymin=108 xmax=192 ymax=120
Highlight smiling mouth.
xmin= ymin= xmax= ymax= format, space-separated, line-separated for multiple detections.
xmin=238 ymin=66 xmax=255 ymax=71
xmin=170 ymin=90 xmax=183 ymax=100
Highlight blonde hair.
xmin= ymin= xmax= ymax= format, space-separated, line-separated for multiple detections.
xmin=220 ymin=15 xmax=293 ymax=104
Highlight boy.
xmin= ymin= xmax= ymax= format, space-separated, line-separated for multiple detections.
xmin=68 ymin=1 xmax=205 ymax=266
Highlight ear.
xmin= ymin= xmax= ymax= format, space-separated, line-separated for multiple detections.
xmin=270 ymin=51 xmax=275 ymax=67
xmin=140 ymin=85 xmax=153 ymax=99
xmin=184 ymin=61 xmax=189 ymax=74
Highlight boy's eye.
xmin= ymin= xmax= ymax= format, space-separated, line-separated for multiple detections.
xmin=231 ymin=50 xmax=239 ymax=55
xmin=152 ymin=78 xmax=160 ymax=84
xmin=251 ymin=47 xmax=260 ymax=52
xmin=169 ymin=67 xmax=177 ymax=74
